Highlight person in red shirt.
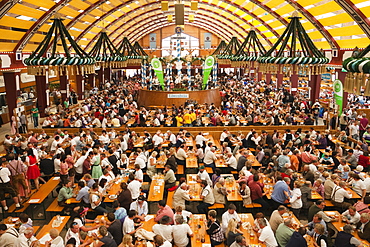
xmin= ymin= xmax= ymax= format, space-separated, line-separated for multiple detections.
xmin=358 ymin=151 xmax=370 ymax=172
xmin=249 ymin=174 xmax=269 ymax=209
xmin=154 ymin=200 xmax=174 ymax=224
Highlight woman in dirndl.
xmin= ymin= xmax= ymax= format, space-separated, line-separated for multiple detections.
xmin=26 ymin=148 xmax=41 ymax=190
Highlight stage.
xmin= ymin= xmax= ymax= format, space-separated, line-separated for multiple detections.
xmin=137 ymin=88 xmax=221 ymax=107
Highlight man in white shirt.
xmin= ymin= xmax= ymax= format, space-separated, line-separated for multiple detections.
xmin=226 ymin=152 xmax=237 ymax=170
xmin=0 ymin=224 xmax=19 ymax=247
xmin=172 ymin=215 xmax=193 ymax=247
xmin=45 ymin=229 xmax=64 ymax=247
xmin=134 ymin=164 xmax=143 ymax=183
xmin=220 ymin=129 xmax=229 ymax=142
xmin=152 ymin=215 xmax=173 ymax=242
xmin=195 ymin=132 xmax=208 ymax=147
xmin=127 ymin=173 xmax=141 ymax=200
xmin=167 ymin=131 xmax=177 ymax=146
xmin=175 ymin=144 xmax=187 ymax=166
xmin=204 ymin=147 xmax=217 ymax=172
xmin=153 ymin=132 xmax=164 ymax=147
xmin=221 ymin=204 xmax=241 ymax=233
xmin=133 ymin=152 xmax=146 ymax=170
xmin=15 ymin=227 xmax=39 ymax=247
xmin=258 ymin=218 xmax=278 ymax=247
xmin=123 ymin=210 xmax=139 ymax=235
xmin=197 ymin=166 xmax=212 ymax=186
xmin=331 ymin=181 xmax=352 ymax=211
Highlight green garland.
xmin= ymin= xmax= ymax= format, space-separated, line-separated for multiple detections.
xmin=258 ymin=56 xmax=329 ymax=65
xmin=343 ymin=57 xmax=370 ymax=74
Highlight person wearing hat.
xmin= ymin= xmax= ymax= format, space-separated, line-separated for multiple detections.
xmin=129 ymin=195 xmax=148 ymax=221
xmin=73 ymin=206 xmax=100 ymax=232
xmin=197 ymin=165 xmax=212 ymax=187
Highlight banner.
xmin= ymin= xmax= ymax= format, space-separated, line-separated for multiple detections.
xmin=149 ymin=33 xmax=156 ymax=49
xmin=151 ymin=58 xmax=165 ymax=90
xmin=202 ymin=56 xmax=215 ymax=90
xmin=204 ymin=33 xmax=211 ymax=49
xmin=333 ymin=79 xmax=343 ymax=116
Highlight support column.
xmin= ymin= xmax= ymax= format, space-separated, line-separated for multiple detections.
xmin=35 ymin=75 xmax=47 ymax=117
xmin=59 ymin=75 xmax=68 ymax=104
xmin=104 ymin=68 xmax=112 ymax=83
xmin=88 ymin=74 xmax=95 ymax=88
xmin=76 ymin=75 xmax=84 ymax=100
xmin=257 ymin=72 xmax=263 ymax=82
xmin=265 ymin=73 xmax=271 ymax=83
xmin=98 ymin=68 xmax=104 ymax=89
xmin=277 ymin=73 xmax=283 ymax=88
xmin=3 ymin=71 xmax=20 ymax=122
xmin=337 ymin=70 xmax=348 ymax=109
xmin=310 ymin=74 xmax=321 ymax=103
xmin=291 ymin=74 xmax=299 ymax=94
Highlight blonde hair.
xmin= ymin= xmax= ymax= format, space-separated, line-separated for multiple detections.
xmin=225 ymin=218 xmax=238 ymax=237
xmin=121 ymin=234 xmax=133 ymax=247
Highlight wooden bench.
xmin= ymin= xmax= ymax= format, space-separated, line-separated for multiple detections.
xmin=176 ymin=165 xmax=184 ymax=175
xmin=167 ymin=190 xmax=176 ymax=208
xmin=8 ymin=202 xmax=30 ymax=213
xmin=46 ymin=198 xmax=64 ymax=213
xmin=209 ymin=203 xmax=225 ymax=209
xmin=324 ymin=200 xmax=335 ymax=207
xmin=205 ymin=167 xmax=213 ymax=173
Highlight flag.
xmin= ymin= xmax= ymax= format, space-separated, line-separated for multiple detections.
xmin=202 ymin=56 xmax=215 ymax=90
xmin=333 ymin=79 xmax=343 ymax=116
xmin=151 ymin=58 xmax=165 ymax=90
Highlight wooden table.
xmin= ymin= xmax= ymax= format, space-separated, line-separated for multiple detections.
xmin=190 ymin=214 xmax=211 ymax=247
xmin=28 ymin=177 xmax=60 ymax=205
xmin=186 ymin=154 xmax=198 ymax=168
xmin=215 ymin=157 xmax=228 ymax=168
xmin=185 ymin=136 xmax=194 ymax=147
xmin=311 ymin=190 xmax=323 ymax=200
xmin=134 ymin=137 xmax=144 ymax=148
xmin=148 ymin=175 xmax=165 ymax=202
xmin=155 ymin=155 xmax=167 ymax=169
xmin=36 ymin=216 xmax=70 ymax=239
xmin=345 ymin=187 xmax=362 ymax=200
xmin=239 ymin=213 xmax=265 ymax=246
xmin=325 ymin=211 xmax=370 ymax=247
xmin=246 ymin=155 xmax=262 ymax=167
xmin=221 ymin=174 xmax=242 ymax=201
xmin=187 ymin=174 xmax=202 ymax=201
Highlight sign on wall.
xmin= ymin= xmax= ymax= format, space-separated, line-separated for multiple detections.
xmin=150 ymin=33 xmax=156 ymax=49
xmin=167 ymin=94 xmax=189 ymax=98
xmin=204 ymin=33 xmax=211 ymax=49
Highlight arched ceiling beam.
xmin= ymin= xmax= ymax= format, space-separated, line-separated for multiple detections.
xmin=131 ymin=21 xmax=231 ymax=44
xmin=248 ymin=0 xmax=289 ymax=26
xmin=285 ymin=0 xmax=339 ymax=49
xmin=110 ymin=11 xmax=244 ymax=45
xmin=75 ymin=1 xmax=276 ymax=48
xmin=125 ymin=15 xmax=233 ymax=44
xmin=0 ymin=0 xmax=19 ymax=19
xmin=84 ymin=9 xmax=237 ymax=50
xmin=334 ymin=0 xmax=370 ymax=38
xmin=83 ymin=12 xmax=231 ymax=51
xmin=13 ymin=0 xmax=72 ymax=52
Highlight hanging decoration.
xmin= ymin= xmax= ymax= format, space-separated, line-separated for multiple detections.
xmin=24 ymin=15 xmax=95 ymax=76
xmin=231 ymin=29 xmax=267 ymax=69
xmin=215 ymin=37 xmax=241 ymax=65
xmin=343 ymin=45 xmax=370 ymax=95
xmin=117 ymin=37 xmax=143 ymax=66
xmin=257 ymin=11 xmax=329 ymax=77
xmin=88 ymin=30 xmax=127 ymax=68
xmin=212 ymin=41 xmax=227 ymax=56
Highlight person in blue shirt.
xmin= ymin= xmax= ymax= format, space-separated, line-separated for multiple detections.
xmin=271 ymin=176 xmax=291 ymax=208
xmin=76 ymin=180 xmax=91 ymax=207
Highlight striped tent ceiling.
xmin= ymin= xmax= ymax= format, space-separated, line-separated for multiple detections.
xmin=0 ymin=0 xmax=370 ymax=53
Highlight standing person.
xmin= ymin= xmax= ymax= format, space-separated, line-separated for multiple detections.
xmin=205 ymin=210 xmax=224 ymax=247
xmin=26 ymin=148 xmax=41 ymax=190
xmin=117 ymin=182 xmax=132 ymax=212
xmin=360 ymin=114 xmax=369 ymax=139
xmin=31 ymin=105 xmax=39 ymax=128
xmin=289 ymin=181 xmax=302 ymax=218
xmin=0 ymin=161 xmax=23 ymax=210
xmin=7 ymin=153 xmax=29 ymax=199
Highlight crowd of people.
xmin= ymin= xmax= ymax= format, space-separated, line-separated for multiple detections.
xmin=2 ymin=76 xmax=370 ymax=247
